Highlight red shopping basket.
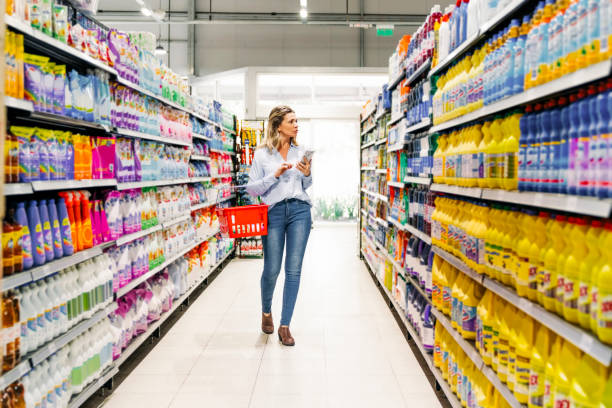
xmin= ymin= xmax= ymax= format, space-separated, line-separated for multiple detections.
xmin=216 ymin=204 xmax=269 ymax=238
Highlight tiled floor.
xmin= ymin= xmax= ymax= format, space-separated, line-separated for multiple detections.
xmin=100 ymin=224 xmax=442 ymax=408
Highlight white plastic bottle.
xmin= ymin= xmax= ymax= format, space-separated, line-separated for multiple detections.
xmin=36 ymin=281 xmax=53 ymax=345
xmin=53 ymin=274 xmax=68 ymax=334
xmin=44 ymin=277 xmax=60 ymax=339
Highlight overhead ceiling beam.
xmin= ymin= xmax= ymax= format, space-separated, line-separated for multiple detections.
xmin=96 ymin=10 xmax=426 ymax=26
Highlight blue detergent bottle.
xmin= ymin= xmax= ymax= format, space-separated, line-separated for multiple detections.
xmin=576 ymin=87 xmax=594 ymax=196
xmin=558 ymin=97 xmax=571 ymax=194
xmin=526 ymin=103 xmax=542 ymax=191
xmin=567 ymin=91 xmax=584 ymax=195
xmin=586 ymin=85 xmax=600 ymax=196
xmin=505 ymin=20 xmax=520 ymax=98
xmin=549 ymin=98 xmax=562 ymax=194
xmin=538 ymin=100 xmax=553 ymax=192
xmin=16 ymin=202 xmax=33 ymax=270
xmin=56 ymin=197 xmax=74 ymax=256
xmin=38 ymin=199 xmax=54 ymax=262
xmin=596 ymin=80 xmax=611 ymax=198
xmin=518 ymin=104 xmax=532 ymax=191
xmin=514 ymin=16 xmax=530 ymax=95
xmin=27 ymin=201 xmax=46 ymax=266
xmin=48 ymin=199 xmax=63 ymax=259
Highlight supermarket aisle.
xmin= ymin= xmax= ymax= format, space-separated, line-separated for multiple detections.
xmin=100 ymin=224 xmax=442 ymax=408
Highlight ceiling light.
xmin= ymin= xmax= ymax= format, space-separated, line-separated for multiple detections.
xmin=140 ymin=7 xmax=152 ymax=16
xmin=300 ymin=8 xmax=308 ymax=19
xmin=154 ymin=45 xmax=167 ymax=55
xmin=300 ymin=0 xmax=307 ymax=7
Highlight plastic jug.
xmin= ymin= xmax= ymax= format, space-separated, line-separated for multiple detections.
xmin=529 ymin=324 xmax=554 ymax=408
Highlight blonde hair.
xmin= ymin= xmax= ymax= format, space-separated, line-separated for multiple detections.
xmin=260 ymin=105 xmax=298 ymax=152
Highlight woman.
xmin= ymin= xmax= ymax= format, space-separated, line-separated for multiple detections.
xmin=246 ymin=105 xmax=312 ymax=346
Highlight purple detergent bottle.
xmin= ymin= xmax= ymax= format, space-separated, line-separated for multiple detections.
xmin=38 ymin=199 xmax=54 ymax=262
xmin=16 ymin=202 xmax=33 ymax=270
xmin=27 ymin=201 xmax=46 ymax=266
xmin=48 ymin=199 xmax=64 ymax=259
xmin=56 ymin=197 xmax=74 ymax=256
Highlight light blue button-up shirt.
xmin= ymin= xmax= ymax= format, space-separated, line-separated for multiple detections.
xmin=246 ymin=144 xmax=312 ymax=208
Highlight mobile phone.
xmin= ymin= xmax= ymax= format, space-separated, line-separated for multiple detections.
xmin=301 ymin=150 xmax=314 ymax=163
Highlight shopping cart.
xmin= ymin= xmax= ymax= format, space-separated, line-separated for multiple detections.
xmin=214 ymin=185 xmax=269 ymax=238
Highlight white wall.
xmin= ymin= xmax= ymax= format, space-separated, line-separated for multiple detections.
xmin=98 ymin=0 xmax=438 ymax=75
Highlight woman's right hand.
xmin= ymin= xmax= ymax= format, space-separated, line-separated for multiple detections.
xmin=274 ymin=163 xmax=293 ymax=178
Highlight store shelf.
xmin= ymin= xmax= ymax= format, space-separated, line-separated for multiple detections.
xmin=162 ymin=214 xmax=191 ymax=229
xmin=115 ymin=246 xmax=234 ymax=368
xmin=375 ymin=168 xmax=387 ymax=174
xmin=191 ymin=201 xmax=217 ymax=211
xmin=115 ymin=128 xmax=192 ymax=147
xmin=6 ymin=15 xmax=117 ymax=76
xmin=431 ymin=308 xmax=523 ymax=408
xmin=0 ymin=360 xmax=31 ymax=389
xmin=217 ymin=194 xmax=236 ymax=204
xmin=374 ymin=138 xmax=387 ymax=146
xmin=387 ymin=115 xmax=405 ymax=128
xmin=68 ymin=365 xmax=119 ymax=408
xmin=388 ymin=69 xmax=406 ymax=90
xmin=31 ymin=179 xmax=117 ymax=192
xmin=362 ymin=232 xmax=382 ymax=252
xmin=223 ymin=127 xmax=237 ymax=135
xmin=193 ymin=133 xmax=211 ymax=141
xmin=404 ymin=176 xmax=432 ymax=185
xmin=387 ymin=217 xmax=432 ymax=244
xmin=362 ymin=250 xmax=462 ymax=408
xmin=432 ymin=245 xmax=612 ymax=366
xmin=361 ymin=141 xmax=376 ymax=149
xmin=431 ymin=183 xmax=612 ymax=217
xmin=374 ymin=217 xmax=387 ymax=227
xmin=116 ymin=178 xmax=191 ymax=190
xmin=406 ymin=118 xmax=432 ymax=134
xmin=116 ymin=224 xmax=163 ymax=247
xmin=405 ymin=60 xmax=431 ymax=86
xmin=429 ymin=32 xmax=482 ymax=78
xmin=361 ymin=107 xmax=377 ymax=124
xmin=480 ymin=189 xmax=612 ymax=218
xmin=431 ymin=183 xmax=483 ymax=198
xmin=116 ymin=228 xmax=221 ymax=298
xmin=387 ymin=180 xmax=405 ymax=188
xmin=190 ymin=176 xmax=213 ymax=183
xmin=5 ymin=96 xmax=34 ymax=111
xmin=377 ymin=194 xmax=388 ymax=203
xmin=115 ymin=77 xmax=191 ymax=115
xmin=28 ymin=303 xmax=116 ymax=367
xmin=360 ymin=188 xmax=377 ymax=198
xmin=190 ymin=154 xmax=210 ymax=161
xmin=361 ymin=209 xmax=368 ymax=217
xmin=430 ymin=59 xmax=612 ymax=133
xmin=4 ymin=183 xmax=34 ymax=195
xmin=360 ymin=123 xmax=377 ymax=137
xmin=211 ymin=173 xmax=233 ymax=179
xmin=375 ymin=108 xmax=390 ymax=121
xmin=26 ymin=111 xmax=111 ymax=131
xmin=29 ymin=242 xmax=108 ymax=282
xmin=209 ymin=148 xmax=237 ymax=156
xmin=387 ymin=142 xmax=407 ymax=153
xmin=361 ymin=167 xmax=376 ymax=171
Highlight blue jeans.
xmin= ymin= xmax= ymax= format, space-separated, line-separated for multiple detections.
xmin=261 ymin=199 xmax=312 ymax=326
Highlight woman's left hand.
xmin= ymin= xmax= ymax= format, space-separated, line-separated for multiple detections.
xmin=296 ymin=158 xmax=311 ymax=177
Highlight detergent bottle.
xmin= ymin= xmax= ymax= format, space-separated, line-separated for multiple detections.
xmin=516 ymin=209 xmax=538 ymax=298
xmin=569 ymin=352 xmax=607 ymax=407
xmin=563 ymin=216 xmax=589 ymax=323
xmin=514 ymin=311 xmax=534 ymax=403
xmin=461 ymin=279 xmax=485 ymax=340
xmin=441 ymin=260 xmax=457 ymax=316
xmin=496 ymin=302 xmax=512 ymax=383
xmin=552 ymin=341 xmax=582 ymax=407
xmin=591 ymin=221 xmax=611 ymax=333
xmin=577 ymin=220 xmax=603 ymax=329
xmin=596 ymin=221 xmax=612 ymax=344
xmin=600 ymin=370 xmax=612 ymax=408
xmin=529 ymin=324 xmax=553 ymax=408
xmin=543 ymin=336 xmax=563 ymax=408
xmin=555 ymin=216 xmax=573 ymax=315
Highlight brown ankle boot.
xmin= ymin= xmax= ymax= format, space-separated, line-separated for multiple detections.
xmin=262 ymin=313 xmax=274 ymax=334
xmin=278 ymin=326 xmax=295 ymax=346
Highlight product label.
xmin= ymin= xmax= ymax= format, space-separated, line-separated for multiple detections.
xmin=556 ymin=276 xmax=565 ymax=305
xmin=442 ymin=286 xmax=452 ymax=311
xmin=462 ymin=305 xmax=477 ymax=334
xmin=529 ymin=365 xmax=545 ymax=408
xmin=498 ymin=338 xmax=509 ymax=374
xmin=483 ymin=324 xmax=494 ymax=360
xmin=591 ymin=286 xmax=599 ymax=323
xmin=578 ymin=282 xmax=590 ymax=315
xmin=554 ymin=392 xmax=571 ymax=408
xmin=539 ymin=268 xmax=555 ymax=300
xmin=515 ymin=354 xmax=531 ymax=397
xmin=599 ymin=294 xmax=612 ymax=328
xmin=564 ymin=277 xmax=578 ymax=310
xmin=527 ymin=145 xmax=540 ymax=183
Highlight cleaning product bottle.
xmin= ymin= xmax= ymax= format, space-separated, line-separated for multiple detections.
xmin=568 ymin=90 xmax=587 ymax=195
xmin=531 ymin=212 xmax=550 ymax=304
xmin=596 ymin=79 xmax=612 ymax=199
xmin=496 ymin=302 xmax=512 ymax=383
xmin=543 ymin=336 xmax=563 ymax=408
xmin=539 ymin=213 xmax=558 ymax=310
xmin=38 ymin=199 xmax=54 ymax=262
xmin=516 ymin=209 xmax=537 ymax=298
xmin=591 ymin=221 xmax=611 ymax=333
xmin=569 ymin=352 xmax=607 ymax=406
xmin=58 ymin=192 xmax=79 ymax=252
xmin=507 ymin=308 xmax=520 ymax=392
xmin=47 ymin=199 xmax=63 ymax=260
xmin=548 ymin=98 xmax=562 ymax=193
xmin=597 ymin=220 xmax=612 ymax=344
xmin=15 ymin=202 xmax=33 ymax=270
xmin=56 ymin=197 xmax=74 ymax=256
xmin=577 ymin=219 xmax=603 ymax=329
xmin=563 ymin=217 xmax=589 ymax=323
xmin=514 ymin=16 xmax=531 ymax=94
xmin=461 ymin=278 xmax=485 ymax=340
xmin=529 ymin=324 xmax=553 ymax=408
xmin=477 ymin=290 xmax=495 ymax=366
xmin=27 ymin=201 xmax=46 ymax=266
xmin=77 ymin=191 xmax=93 ymax=249
xmin=555 ymin=216 xmax=573 ymax=315
xmin=600 ymin=370 xmax=612 ymax=408
xmin=552 ymin=341 xmax=582 ymax=407
xmin=514 ymin=311 xmax=534 ymax=403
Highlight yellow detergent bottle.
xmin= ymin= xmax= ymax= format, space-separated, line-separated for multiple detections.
xmin=529 ymin=324 xmax=553 ymax=408
xmin=578 ymin=220 xmax=604 ymax=330
xmin=541 ymin=214 xmax=566 ymax=312
xmin=555 ymin=216 xmax=573 ymax=316
xmin=470 ymin=124 xmax=484 ymax=187
xmin=432 ymin=254 xmax=444 ymax=309
xmin=597 ymin=221 xmax=612 ymax=344
xmin=446 ymin=130 xmax=459 ymax=185
xmin=477 ymin=121 xmax=488 ymax=188
xmin=516 ymin=209 xmax=538 ymax=298
xmin=507 ymin=309 xmax=520 ymax=392
xmin=600 ymin=370 xmax=612 ymax=408
xmin=487 ymin=116 xmax=504 ymax=189
xmin=477 ymin=290 xmax=495 ymax=366
xmin=552 ymin=341 xmax=582 ymax=407
xmin=497 ymin=303 xmax=513 ymax=383
xmin=570 ymin=352 xmax=607 ymax=407
xmin=442 ymin=329 xmax=450 ymax=380
xmin=450 ymin=347 xmax=459 ymax=394
xmin=503 ymin=111 xmax=522 ymax=190
xmin=433 ymin=134 xmax=447 ymax=184
xmin=434 ymin=320 xmax=443 ymax=368
xmin=591 ymin=223 xmax=611 ymax=333
xmin=531 ymin=212 xmax=551 ymax=303
xmin=473 ymin=202 xmax=488 ymax=275
xmin=452 ymin=273 xmax=467 ymax=333
xmin=461 ymin=279 xmax=485 ymax=341
xmin=537 ymin=213 xmax=555 ymax=307
xmin=480 ymin=121 xmax=493 ymax=188
xmin=486 ymin=205 xmax=504 ymax=282
xmin=514 ymin=312 xmax=535 ymax=404
xmin=544 ymin=336 xmax=563 ymax=408
xmin=494 ymin=207 xmax=511 ymax=285
xmin=507 ymin=208 xmax=522 ymax=288
xmin=491 ymin=298 xmax=504 ymax=373
xmin=457 ymin=352 xmax=466 ymax=406
xmin=563 ymin=217 xmax=589 ymax=324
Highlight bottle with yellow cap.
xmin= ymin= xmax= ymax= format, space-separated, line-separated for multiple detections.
xmin=529 ymin=324 xmax=554 ymax=408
